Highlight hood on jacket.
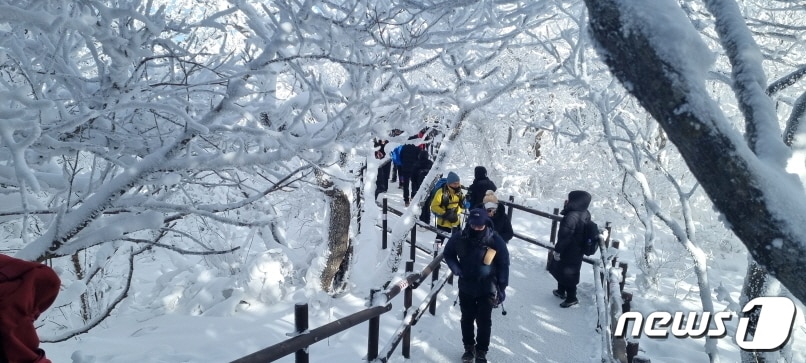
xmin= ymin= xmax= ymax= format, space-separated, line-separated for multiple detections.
xmin=474 ymin=166 xmax=488 ymax=179
xmin=562 ymin=190 xmax=591 ymax=214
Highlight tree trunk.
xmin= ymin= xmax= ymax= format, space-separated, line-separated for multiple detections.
xmin=320 ymin=187 xmax=352 ymax=293
xmin=71 ymin=252 xmax=91 ymax=322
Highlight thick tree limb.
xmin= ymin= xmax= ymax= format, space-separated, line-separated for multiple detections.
xmin=583 ymin=0 xmax=806 ymax=304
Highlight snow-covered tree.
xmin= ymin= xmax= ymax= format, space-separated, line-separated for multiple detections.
xmin=583 ymin=0 xmax=806 ymax=311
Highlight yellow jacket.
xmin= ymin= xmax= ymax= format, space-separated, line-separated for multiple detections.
xmin=430 ymin=186 xmax=464 ymax=228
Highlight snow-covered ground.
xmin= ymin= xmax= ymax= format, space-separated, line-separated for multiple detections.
xmin=42 ymin=187 xmax=603 ymax=363
xmin=41 ymin=176 xmax=803 ymax=363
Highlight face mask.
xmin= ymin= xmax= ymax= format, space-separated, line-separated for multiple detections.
xmin=467 ymin=228 xmax=485 ymax=240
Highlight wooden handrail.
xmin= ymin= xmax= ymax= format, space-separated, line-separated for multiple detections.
xmin=230 ymin=192 xmax=629 ymax=363
xmin=229 ymin=304 xmax=392 ymax=363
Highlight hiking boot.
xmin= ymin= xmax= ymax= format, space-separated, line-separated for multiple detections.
xmin=405 ymin=201 xmax=410 ymax=207
xmin=552 ymin=289 xmax=566 ymax=299
xmin=475 ymin=350 xmax=488 ymax=362
xmin=560 ymin=298 xmax=579 ymax=308
xmin=461 ymin=345 xmax=475 ymax=362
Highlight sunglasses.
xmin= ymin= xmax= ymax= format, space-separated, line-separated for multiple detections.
xmin=486 ymin=208 xmax=496 ymax=213
xmin=470 ymin=224 xmax=486 ymax=231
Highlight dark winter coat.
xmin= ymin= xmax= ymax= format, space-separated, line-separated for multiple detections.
xmin=480 ymin=202 xmax=514 ymax=243
xmin=397 ymin=144 xmax=421 ymax=175
xmin=412 ymin=150 xmax=433 ymax=193
xmin=373 ymin=139 xmax=391 ymax=198
xmin=443 ymin=222 xmax=510 ymax=298
xmin=550 ymin=190 xmax=591 ymax=286
xmin=375 ymin=161 xmax=391 ymax=198
xmin=466 ymin=166 xmax=497 ymax=208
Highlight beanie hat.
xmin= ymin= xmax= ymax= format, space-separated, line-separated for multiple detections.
xmin=446 ymin=171 xmax=460 ymax=184
xmin=474 ymin=166 xmax=488 ymax=179
xmin=467 ymin=208 xmax=487 ymax=227
xmin=483 ymin=190 xmax=499 ymax=209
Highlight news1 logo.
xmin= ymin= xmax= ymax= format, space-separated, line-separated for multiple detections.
xmin=614 ymin=297 xmax=797 ymax=350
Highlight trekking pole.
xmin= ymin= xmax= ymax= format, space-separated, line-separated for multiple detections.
xmin=501 ymin=302 xmax=507 ymax=316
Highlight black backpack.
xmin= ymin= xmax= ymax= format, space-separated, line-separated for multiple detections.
xmin=582 ymin=219 xmax=601 ymax=256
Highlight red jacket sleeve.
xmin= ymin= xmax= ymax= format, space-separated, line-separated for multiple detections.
xmin=0 ymin=254 xmax=39 ymax=282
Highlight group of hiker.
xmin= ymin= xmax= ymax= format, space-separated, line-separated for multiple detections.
xmin=372 ymin=133 xmax=598 ymax=363
xmin=373 ymin=128 xmax=434 ymax=207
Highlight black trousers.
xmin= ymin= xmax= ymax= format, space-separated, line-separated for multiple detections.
xmin=375 ymin=162 xmax=391 ymax=199
xmin=459 ymin=291 xmax=494 ymax=352
xmin=399 ymin=170 xmax=414 ymax=204
xmin=556 ymin=283 xmax=577 ymax=300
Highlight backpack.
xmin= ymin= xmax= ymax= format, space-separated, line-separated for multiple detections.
xmin=582 ymin=219 xmax=601 ymax=256
xmin=430 ymin=178 xmax=449 ymax=215
xmin=390 ymin=145 xmax=403 ymax=166
xmin=419 ymin=177 xmax=446 ymax=224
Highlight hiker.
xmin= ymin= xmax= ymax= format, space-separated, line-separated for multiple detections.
xmin=392 ymin=143 xmax=423 ymax=207
xmin=373 ymin=139 xmax=391 ymax=200
xmin=430 ymin=171 xmax=465 ymax=244
xmin=480 ymin=191 xmax=514 ymax=243
xmin=443 ymin=208 xmax=510 ymax=363
xmin=389 ymin=129 xmax=404 ymax=185
xmin=465 ymin=166 xmax=497 ymax=209
xmin=0 ymin=254 xmax=61 ymax=363
xmin=549 ymin=190 xmax=592 ymax=308
xmin=411 ymin=149 xmax=433 ymax=199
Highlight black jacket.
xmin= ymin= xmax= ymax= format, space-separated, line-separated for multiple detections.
xmin=552 ymin=191 xmax=592 ymax=284
xmin=397 ymin=144 xmax=421 ymax=174
xmin=444 ymin=221 xmax=510 ymax=298
xmin=412 ymin=150 xmax=433 ymax=192
xmin=485 ymin=202 xmax=513 ymax=242
xmin=466 ymin=166 xmax=497 ymax=208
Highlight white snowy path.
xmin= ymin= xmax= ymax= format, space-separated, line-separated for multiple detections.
xmin=386 ymin=228 xmax=602 ymax=363
xmin=42 ymin=192 xmax=603 ymax=363
xmin=380 ymin=190 xmax=603 ymax=363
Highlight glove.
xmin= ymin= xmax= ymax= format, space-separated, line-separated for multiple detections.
xmin=497 ymin=286 xmax=506 ymax=304
xmin=452 ymin=268 xmax=463 ymax=278
xmin=553 ymin=251 xmax=561 ymax=261
xmin=443 ymin=208 xmax=458 ymax=223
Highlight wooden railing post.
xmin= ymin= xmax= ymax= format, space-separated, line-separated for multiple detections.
xmin=294 ymin=304 xmax=309 ymax=363
xmin=429 ymin=255 xmax=440 ymax=315
xmin=368 ymin=289 xmax=380 ymax=361
xmin=622 ymin=292 xmax=633 ymax=313
xmin=619 ymin=262 xmax=628 ymax=292
xmin=507 ymin=195 xmax=515 ymax=221
xmin=382 ymin=197 xmax=388 ymax=250
xmin=626 ymin=341 xmax=639 ymax=363
xmin=403 ymin=261 xmax=414 ymax=358
xmin=410 ymin=224 xmax=417 ymax=261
